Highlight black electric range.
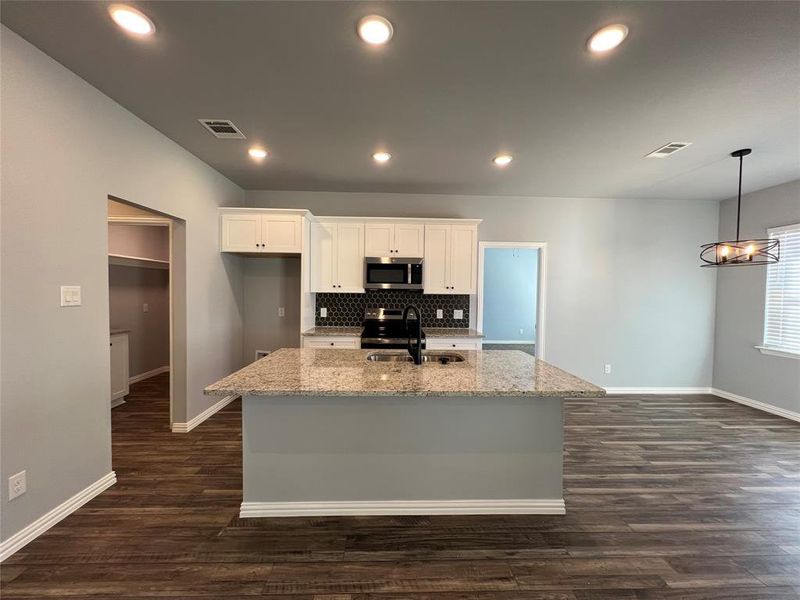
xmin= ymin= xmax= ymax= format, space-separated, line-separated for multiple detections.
xmin=360 ymin=307 xmax=426 ymax=350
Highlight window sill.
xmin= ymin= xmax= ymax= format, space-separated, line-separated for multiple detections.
xmin=755 ymin=346 xmax=800 ymax=360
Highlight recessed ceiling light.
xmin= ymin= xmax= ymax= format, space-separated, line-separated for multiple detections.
xmin=357 ymin=15 xmax=394 ymax=45
xmin=493 ymin=154 xmax=513 ymax=166
xmin=248 ymin=147 xmax=268 ymax=160
xmin=373 ymin=152 xmax=392 ymax=163
xmin=587 ymin=24 xmax=628 ymax=53
xmin=109 ymin=4 xmax=155 ymax=36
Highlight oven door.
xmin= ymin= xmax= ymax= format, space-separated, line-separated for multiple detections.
xmin=364 ymin=258 xmax=423 ymax=290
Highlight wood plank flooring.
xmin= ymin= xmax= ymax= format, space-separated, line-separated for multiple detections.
xmin=2 ymin=372 xmax=799 ymax=598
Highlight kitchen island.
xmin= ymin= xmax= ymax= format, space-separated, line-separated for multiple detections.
xmin=205 ymin=348 xmax=604 ymax=517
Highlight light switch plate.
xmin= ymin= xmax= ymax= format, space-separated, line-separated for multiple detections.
xmin=60 ymin=286 xmax=81 ymax=307
xmin=278 ymin=307 xmax=285 ymax=317
xmin=436 ymin=309 xmax=443 ymax=319
xmin=453 ymin=309 xmax=464 ymax=320
xmin=320 ymin=307 xmax=327 ymax=318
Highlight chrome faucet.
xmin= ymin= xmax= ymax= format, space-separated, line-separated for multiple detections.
xmin=402 ymin=304 xmax=423 ymax=365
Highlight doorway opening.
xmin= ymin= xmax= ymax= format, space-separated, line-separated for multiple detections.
xmin=107 ymin=198 xmax=184 ymax=427
xmin=477 ymin=242 xmax=546 ymax=359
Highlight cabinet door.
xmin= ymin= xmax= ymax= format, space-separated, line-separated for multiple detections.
xmin=336 ymin=222 xmax=365 ymax=292
xmin=394 ymin=223 xmax=425 ymax=257
xmin=423 ymin=225 xmax=450 ymax=294
xmin=110 ymin=334 xmax=129 ymax=402
xmin=311 ymin=222 xmax=336 ymax=292
xmin=262 ymin=215 xmax=302 ymax=253
xmin=449 ymin=225 xmax=477 ymax=294
xmin=221 ymin=214 xmax=261 ymax=252
xmin=364 ymin=223 xmax=394 ymax=257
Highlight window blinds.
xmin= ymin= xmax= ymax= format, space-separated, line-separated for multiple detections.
xmin=763 ymin=223 xmax=800 ymax=354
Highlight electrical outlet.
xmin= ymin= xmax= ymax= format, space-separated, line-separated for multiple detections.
xmin=436 ymin=309 xmax=443 ymax=319
xmin=142 ymin=303 xmax=149 ymax=313
xmin=278 ymin=307 xmax=285 ymax=317
xmin=604 ymin=364 xmax=612 ymax=374
xmin=60 ymin=285 xmax=81 ymax=307
xmin=9 ymin=470 xmax=26 ymax=501
xmin=519 ymin=328 xmax=524 ymax=335
xmin=320 ymin=307 xmax=327 ymax=318
xmin=453 ymin=309 xmax=464 ymax=320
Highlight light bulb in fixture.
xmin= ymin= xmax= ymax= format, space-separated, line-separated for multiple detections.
xmin=248 ymin=147 xmax=268 ymax=160
xmin=357 ymin=15 xmax=394 ymax=45
xmin=373 ymin=152 xmax=391 ymax=163
xmin=109 ymin=4 xmax=155 ymax=35
xmin=587 ymin=24 xmax=628 ymax=53
xmin=493 ymin=154 xmax=513 ymax=166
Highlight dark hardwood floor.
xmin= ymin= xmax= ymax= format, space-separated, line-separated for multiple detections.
xmin=2 ymin=372 xmax=799 ymax=598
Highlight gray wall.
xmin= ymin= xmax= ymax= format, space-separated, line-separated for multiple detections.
xmin=1 ymin=28 xmax=244 ymax=542
xmin=712 ymin=179 xmax=800 ymax=413
xmin=248 ymin=190 xmax=719 ymax=389
xmin=109 ymin=265 xmax=170 ymax=378
xmin=242 ymin=257 xmax=301 ymax=362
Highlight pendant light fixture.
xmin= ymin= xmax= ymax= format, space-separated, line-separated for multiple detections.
xmin=700 ymin=149 xmax=779 ymax=267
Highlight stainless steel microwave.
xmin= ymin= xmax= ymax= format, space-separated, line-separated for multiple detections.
xmin=364 ymin=257 xmax=423 ymax=290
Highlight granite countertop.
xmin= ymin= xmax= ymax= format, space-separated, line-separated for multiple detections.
xmin=424 ymin=328 xmax=484 ymax=338
xmin=302 ymin=327 xmax=364 ymax=337
xmin=205 ymin=348 xmax=605 ymax=398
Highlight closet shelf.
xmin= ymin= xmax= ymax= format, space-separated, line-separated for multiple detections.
xmin=108 ymin=253 xmax=169 ymax=270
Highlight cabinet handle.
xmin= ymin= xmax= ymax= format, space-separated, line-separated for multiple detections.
xmin=330 ymin=342 xmax=335 ymax=346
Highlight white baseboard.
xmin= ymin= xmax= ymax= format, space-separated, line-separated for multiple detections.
xmin=171 ymin=394 xmax=237 ymax=433
xmin=0 ymin=471 xmax=116 ymax=562
xmin=240 ymin=498 xmax=565 ymax=518
xmin=711 ymin=388 xmax=800 ymax=423
xmin=604 ymin=387 xmax=711 ymax=395
xmin=128 ymin=365 xmax=169 ymax=385
xmin=110 ymin=398 xmax=126 ymax=409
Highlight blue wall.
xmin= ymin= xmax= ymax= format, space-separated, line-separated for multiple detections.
xmin=483 ymin=248 xmax=538 ymax=342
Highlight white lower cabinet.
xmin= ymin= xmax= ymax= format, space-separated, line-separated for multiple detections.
xmin=426 ymin=338 xmax=482 ymax=351
xmin=110 ymin=332 xmax=130 ymax=406
xmin=303 ymin=336 xmax=361 ymax=349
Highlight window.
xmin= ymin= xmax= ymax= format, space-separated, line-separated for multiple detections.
xmin=761 ymin=222 xmax=800 ymax=358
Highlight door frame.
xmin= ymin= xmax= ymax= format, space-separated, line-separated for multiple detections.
xmin=107 ymin=215 xmax=175 ymax=425
xmin=477 ymin=241 xmax=547 ymax=359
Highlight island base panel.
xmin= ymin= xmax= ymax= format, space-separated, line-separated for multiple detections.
xmin=241 ymin=394 xmax=564 ymax=516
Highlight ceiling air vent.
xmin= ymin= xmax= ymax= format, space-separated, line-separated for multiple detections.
xmin=645 ymin=142 xmax=692 ymax=158
xmin=198 ymin=119 xmax=246 ymax=139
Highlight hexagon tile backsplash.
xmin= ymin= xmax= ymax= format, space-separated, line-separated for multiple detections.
xmin=315 ymin=291 xmax=470 ymax=328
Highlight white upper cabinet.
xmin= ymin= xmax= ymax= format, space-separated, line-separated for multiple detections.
xmin=335 ymin=222 xmax=366 ymax=292
xmin=311 ymin=221 xmax=365 ymax=293
xmin=364 ymin=222 xmax=424 ymax=258
xmin=424 ymin=223 xmax=477 ymax=294
xmin=221 ymin=212 xmax=302 ymax=254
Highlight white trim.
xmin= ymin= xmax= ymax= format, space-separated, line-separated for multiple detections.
xmin=711 ymin=388 xmax=800 ymax=423
xmin=755 ymin=346 xmax=800 ymax=360
xmin=240 ymin=498 xmax=565 ymax=518
xmin=110 ymin=398 xmax=126 ymax=409
xmin=0 ymin=471 xmax=116 ymax=561
xmin=108 ymin=253 xmax=169 ymax=270
xmin=483 ymin=340 xmax=536 ymax=345
xmin=171 ymin=394 xmax=237 ymax=433
xmin=604 ymin=387 xmax=712 ymax=395
xmin=767 ymin=221 xmax=800 ymax=235
xmin=477 ymin=241 xmax=547 ymax=360
xmin=128 ymin=365 xmax=170 ymax=385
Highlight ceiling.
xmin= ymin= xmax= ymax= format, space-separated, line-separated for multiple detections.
xmin=2 ymin=1 xmax=799 ymax=200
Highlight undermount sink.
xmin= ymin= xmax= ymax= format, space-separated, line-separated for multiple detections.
xmin=366 ymin=351 xmax=465 ymax=364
